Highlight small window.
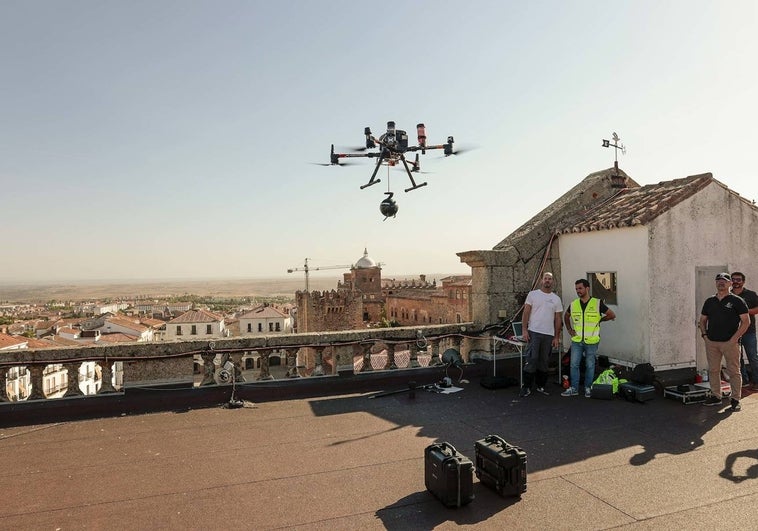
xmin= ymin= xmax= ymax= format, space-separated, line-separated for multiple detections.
xmin=176 ymin=326 xmax=182 ymax=336
xmin=206 ymin=324 xmax=212 ymax=334
xmin=247 ymin=323 xmax=252 ymax=332
xmin=275 ymin=322 xmax=281 ymax=331
xmin=269 ymin=322 xmax=273 ymax=332
xmin=588 ymin=272 xmax=618 ymax=305
xmin=258 ymin=323 xmax=262 ymax=332
xmin=191 ymin=325 xmax=197 ymax=335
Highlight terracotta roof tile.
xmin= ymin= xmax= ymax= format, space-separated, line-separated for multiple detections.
xmin=239 ymin=306 xmax=287 ymax=319
xmin=559 ymin=173 xmax=716 ymax=234
xmin=105 ymin=317 xmax=148 ymax=333
xmin=168 ymin=309 xmax=224 ymax=324
xmin=0 ymin=333 xmax=27 ymax=349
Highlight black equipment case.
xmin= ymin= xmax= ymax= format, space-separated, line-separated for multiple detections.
xmin=619 ymin=381 xmax=656 ymax=402
xmin=424 ymin=442 xmax=474 ymax=507
xmin=474 ymin=434 xmax=527 ymax=498
xmin=590 ymin=383 xmax=614 ymax=400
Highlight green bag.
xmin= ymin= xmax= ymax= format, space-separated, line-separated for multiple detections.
xmin=593 ymin=368 xmax=627 ymax=394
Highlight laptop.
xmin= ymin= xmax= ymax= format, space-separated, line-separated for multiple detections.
xmin=511 ymin=321 xmax=524 ymax=341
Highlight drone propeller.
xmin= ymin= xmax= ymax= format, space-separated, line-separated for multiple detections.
xmin=309 ymin=161 xmax=358 ymax=167
xmin=447 ymin=147 xmax=471 ymax=156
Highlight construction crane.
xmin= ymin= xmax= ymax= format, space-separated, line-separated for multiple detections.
xmin=287 ymin=258 xmax=351 ymax=292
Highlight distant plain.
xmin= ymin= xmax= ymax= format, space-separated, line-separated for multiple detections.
xmin=0 ymin=273 xmax=457 ymax=303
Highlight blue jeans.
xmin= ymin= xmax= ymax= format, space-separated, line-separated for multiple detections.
xmin=742 ymin=330 xmax=758 ymax=382
xmin=570 ymin=341 xmax=599 ymax=391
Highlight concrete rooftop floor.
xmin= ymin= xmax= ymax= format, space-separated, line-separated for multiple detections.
xmin=2 ymin=375 xmax=758 ymax=530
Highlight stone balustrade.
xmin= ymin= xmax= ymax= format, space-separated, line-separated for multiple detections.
xmin=0 ymin=323 xmax=477 ymax=403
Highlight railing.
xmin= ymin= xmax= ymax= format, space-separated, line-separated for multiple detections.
xmin=0 ymin=323 xmax=482 ymax=403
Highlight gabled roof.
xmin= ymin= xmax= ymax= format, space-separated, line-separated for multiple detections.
xmin=99 ymin=332 xmax=139 ymax=343
xmin=168 ymin=309 xmax=224 ymax=324
xmin=0 ymin=333 xmax=27 ymax=350
xmin=139 ymin=318 xmax=166 ymax=328
xmin=239 ymin=306 xmax=287 ymax=319
xmin=105 ymin=316 xmax=149 ymax=333
xmin=25 ymin=337 xmax=58 ymax=349
xmin=495 ymin=167 xmax=640 ymax=250
xmin=559 ymin=173 xmax=718 ymax=233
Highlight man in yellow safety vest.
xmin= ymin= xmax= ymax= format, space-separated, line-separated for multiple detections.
xmin=561 ymin=278 xmax=616 ymax=398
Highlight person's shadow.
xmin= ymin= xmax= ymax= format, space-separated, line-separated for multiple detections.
xmin=628 ymin=385 xmax=727 ymax=467
xmin=719 ymin=449 xmax=758 ymax=483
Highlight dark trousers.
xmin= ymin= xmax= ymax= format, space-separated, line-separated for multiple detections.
xmin=523 ymin=331 xmax=552 ymax=388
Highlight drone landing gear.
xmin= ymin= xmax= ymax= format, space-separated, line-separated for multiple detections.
xmin=400 ymin=155 xmax=427 ymax=193
xmin=361 ymin=151 xmax=386 ymax=190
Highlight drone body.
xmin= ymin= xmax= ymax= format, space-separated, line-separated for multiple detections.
xmin=322 ymin=121 xmax=461 ymax=219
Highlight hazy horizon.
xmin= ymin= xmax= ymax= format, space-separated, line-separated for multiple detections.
xmin=0 ymin=272 xmax=467 ymax=303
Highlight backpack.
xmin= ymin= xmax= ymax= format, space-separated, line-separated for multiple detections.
xmin=631 ymin=363 xmax=655 ymax=385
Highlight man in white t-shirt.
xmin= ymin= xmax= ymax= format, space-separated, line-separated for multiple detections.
xmin=520 ymin=272 xmax=563 ymax=397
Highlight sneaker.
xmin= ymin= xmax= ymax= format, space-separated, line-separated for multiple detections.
xmin=585 ymin=388 xmax=592 ymax=398
xmin=535 ymin=387 xmax=550 ymax=396
xmin=561 ymin=387 xmax=578 ymax=397
xmin=730 ymin=398 xmax=742 ymax=411
xmin=519 ymin=386 xmax=531 ymax=398
xmin=703 ymin=395 xmax=723 ymax=406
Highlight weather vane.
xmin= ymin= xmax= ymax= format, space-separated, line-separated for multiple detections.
xmin=602 ymin=132 xmax=628 ymax=189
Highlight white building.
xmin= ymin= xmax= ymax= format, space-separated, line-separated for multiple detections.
xmin=557 ymin=173 xmax=758 ymax=373
xmin=238 ymin=305 xmax=292 ymax=335
xmin=164 ymin=309 xmax=227 ymax=341
xmin=99 ymin=316 xmax=153 ymax=342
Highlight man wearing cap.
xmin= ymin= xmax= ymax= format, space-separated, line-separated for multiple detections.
xmin=729 ymin=271 xmax=758 ymax=388
xmin=699 ymin=273 xmax=750 ymax=410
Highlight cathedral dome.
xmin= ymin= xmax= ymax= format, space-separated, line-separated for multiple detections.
xmin=354 ymin=248 xmax=378 ymax=269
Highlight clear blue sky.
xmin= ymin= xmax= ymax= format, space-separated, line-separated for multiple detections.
xmin=1 ymin=1 xmax=756 ymax=282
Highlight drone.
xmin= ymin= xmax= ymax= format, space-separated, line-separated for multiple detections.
xmin=319 ymin=121 xmax=462 ymax=219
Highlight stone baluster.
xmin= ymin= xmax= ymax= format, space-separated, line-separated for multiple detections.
xmin=384 ymin=343 xmax=397 ymax=370
xmin=230 ymin=353 xmax=247 ymax=382
xmin=63 ymin=362 xmax=84 ymax=397
xmin=312 ymin=346 xmax=326 ymax=376
xmin=27 ymin=364 xmax=47 ymax=400
xmin=98 ymin=361 xmax=117 ymax=394
xmin=0 ymin=368 xmax=8 ymax=401
xmin=257 ymin=351 xmax=274 ymax=381
xmin=450 ymin=336 xmax=463 ymax=360
xmin=200 ymin=352 xmax=216 ymax=386
xmin=429 ymin=339 xmax=442 ymax=366
xmin=285 ymin=347 xmax=300 ymax=378
xmin=409 ymin=341 xmax=421 ymax=369
xmin=357 ymin=343 xmax=373 ymax=373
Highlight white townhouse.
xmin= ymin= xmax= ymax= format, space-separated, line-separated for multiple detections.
xmin=99 ymin=316 xmax=154 ymax=342
xmin=164 ymin=309 xmax=227 ymax=341
xmin=238 ymin=305 xmax=292 ymax=336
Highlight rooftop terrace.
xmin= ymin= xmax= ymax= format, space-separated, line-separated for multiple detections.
xmin=2 ymin=367 xmax=757 ymax=529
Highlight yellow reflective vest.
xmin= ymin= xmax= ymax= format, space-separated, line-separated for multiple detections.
xmin=570 ymin=298 xmax=602 ymax=344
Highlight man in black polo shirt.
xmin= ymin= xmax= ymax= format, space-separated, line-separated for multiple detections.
xmin=699 ymin=272 xmax=750 ymax=410
xmin=730 ymin=271 xmax=758 ymax=388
